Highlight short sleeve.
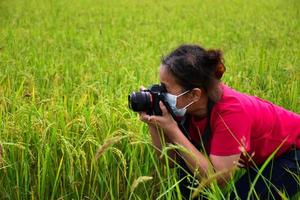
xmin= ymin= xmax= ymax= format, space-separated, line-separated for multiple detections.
xmin=209 ymin=106 xmax=251 ymax=156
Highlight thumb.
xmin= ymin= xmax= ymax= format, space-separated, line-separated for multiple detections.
xmin=159 ymin=101 xmax=168 ymax=115
xmin=140 ymin=86 xmax=146 ymax=91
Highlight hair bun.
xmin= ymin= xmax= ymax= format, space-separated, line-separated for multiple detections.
xmin=205 ymin=49 xmax=222 ymax=66
xmin=215 ymin=62 xmax=226 ymax=79
xmin=204 ymin=49 xmax=225 ymax=79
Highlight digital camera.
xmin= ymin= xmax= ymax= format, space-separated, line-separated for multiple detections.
xmin=128 ymin=84 xmax=167 ymax=116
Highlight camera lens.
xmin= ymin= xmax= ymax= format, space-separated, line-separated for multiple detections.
xmin=128 ymin=91 xmax=152 ymax=112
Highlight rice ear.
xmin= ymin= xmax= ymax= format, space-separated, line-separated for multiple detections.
xmin=94 ymin=136 xmax=126 ymax=160
xmin=130 ymin=176 xmax=153 ymax=193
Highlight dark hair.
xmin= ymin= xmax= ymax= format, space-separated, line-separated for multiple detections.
xmin=161 ymin=44 xmax=225 ymax=102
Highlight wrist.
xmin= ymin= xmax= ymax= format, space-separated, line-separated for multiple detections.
xmin=165 ymin=125 xmax=183 ymax=142
xmin=148 ymin=123 xmax=158 ymax=132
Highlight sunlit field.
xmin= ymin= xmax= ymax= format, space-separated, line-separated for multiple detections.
xmin=0 ymin=0 xmax=299 ymax=199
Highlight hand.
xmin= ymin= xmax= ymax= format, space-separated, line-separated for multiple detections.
xmin=138 ymin=85 xmax=154 ymax=126
xmin=138 ymin=111 xmax=153 ymax=125
xmin=139 ymin=85 xmax=146 ymax=91
xmin=146 ymin=101 xmax=179 ymax=138
xmin=237 ymin=153 xmax=255 ymax=168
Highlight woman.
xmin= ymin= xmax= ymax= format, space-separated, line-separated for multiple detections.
xmin=139 ymin=44 xmax=300 ymax=199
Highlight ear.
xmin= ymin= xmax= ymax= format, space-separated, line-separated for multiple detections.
xmin=188 ymin=88 xmax=202 ymax=102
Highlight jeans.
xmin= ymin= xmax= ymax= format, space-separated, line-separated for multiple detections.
xmin=230 ymin=148 xmax=300 ymax=200
xmin=178 ymin=148 xmax=300 ymax=200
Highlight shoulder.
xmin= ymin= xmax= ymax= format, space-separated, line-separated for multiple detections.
xmin=211 ymin=84 xmax=253 ymax=128
xmin=208 ymin=84 xmax=252 ymax=155
xmin=212 ymin=84 xmax=248 ymax=116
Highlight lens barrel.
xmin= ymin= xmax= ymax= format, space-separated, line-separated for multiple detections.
xmin=128 ymin=91 xmax=152 ymax=112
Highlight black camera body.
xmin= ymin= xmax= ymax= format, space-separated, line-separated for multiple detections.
xmin=128 ymin=84 xmax=167 ymax=116
xmin=128 ymin=84 xmax=189 ymax=138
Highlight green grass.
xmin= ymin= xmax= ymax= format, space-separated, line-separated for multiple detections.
xmin=0 ymin=0 xmax=299 ymax=199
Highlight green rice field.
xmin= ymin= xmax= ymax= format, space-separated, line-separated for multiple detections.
xmin=0 ymin=0 xmax=299 ymax=199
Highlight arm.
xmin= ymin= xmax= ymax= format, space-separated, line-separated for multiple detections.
xmin=168 ymin=126 xmax=212 ymax=176
xmin=163 ymin=122 xmax=240 ymax=184
xmin=149 ymin=102 xmax=241 ymax=184
xmin=139 ymin=112 xmax=177 ymax=167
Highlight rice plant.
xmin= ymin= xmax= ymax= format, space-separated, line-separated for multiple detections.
xmin=0 ymin=0 xmax=299 ymax=199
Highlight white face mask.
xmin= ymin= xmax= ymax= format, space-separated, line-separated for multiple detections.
xmin=164 ymin=90 xmax=195 ymax=117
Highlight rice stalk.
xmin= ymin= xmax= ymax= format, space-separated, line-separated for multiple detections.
xmin=94 ymin=135 xmax=126 ymax=160
xmin=130 ymin=176 xmax=153 ymax=193
xmin=111 ymin=147 xmax=127 ymax=177
xmin=192 ymin=166 xmax=238 ymax=198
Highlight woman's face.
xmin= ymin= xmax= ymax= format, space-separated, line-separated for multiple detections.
xmin=159 ymin=65 xmax=194 ymax=109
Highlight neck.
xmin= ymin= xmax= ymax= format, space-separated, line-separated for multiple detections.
xmin=192 ymin=95 xmax=208 ymax=119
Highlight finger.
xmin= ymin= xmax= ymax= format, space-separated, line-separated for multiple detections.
xmin=148 ymin=115 xmax=156 ymax=123
xmin=233 ymin=161 xmax=244 ymax=168
xmin=238 ymin=146 xmax=247 ymax=156
xmin=138 ymin=111 xmax=147 ymax=117
xmin=159 ymin=101 xmax=168 ymax=116
xmin=139 ymin=112 xmax=151 ymax=122
xmin=139 ymin=86 xmax=146 ymax=91
xmin=148 ymin=115 xmax=163 ymax=126
xmin=248 ymin=153 xmax=255 ymax=162
xmin=238 ymin=160 xmax=246 ymax=166
xmin=139 ymin=114 xmax=146 ymax=122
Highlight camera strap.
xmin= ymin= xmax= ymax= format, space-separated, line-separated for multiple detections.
xmin=164 ymin=96 xmax=215 ymax=150
xmin=180 ymin=98 xmax=215 ymax=151
xmin=176 ymin=98 xmax=215 ymax=196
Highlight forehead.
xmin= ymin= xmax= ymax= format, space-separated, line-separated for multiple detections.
xmin=159 ymin=65 xmax=183 ymax=93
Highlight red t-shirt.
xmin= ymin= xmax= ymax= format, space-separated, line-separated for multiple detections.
xmin=188 ymin=84 xmax=300 ymax=164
